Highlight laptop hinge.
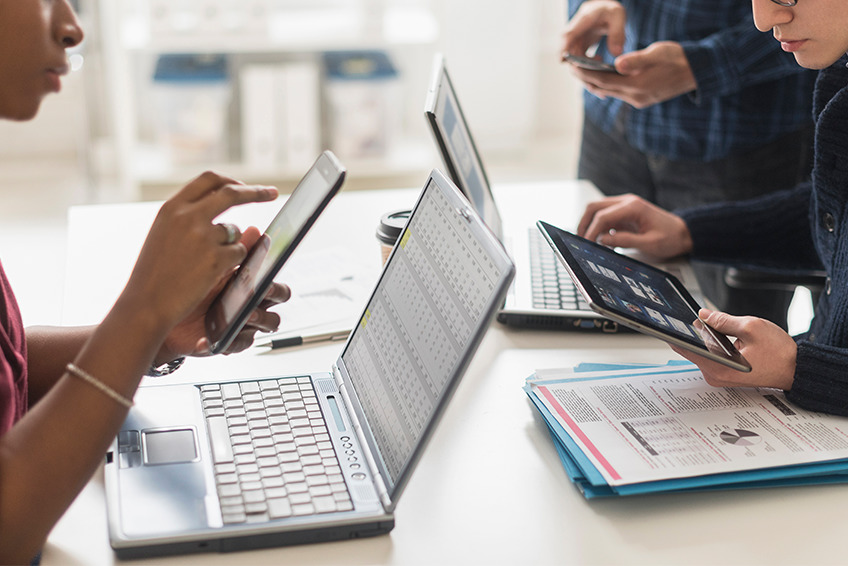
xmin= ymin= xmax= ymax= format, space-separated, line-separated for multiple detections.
xmin=333 ymin=364 xmax=392 ymax=511
xmin=332 ymin=364 xmax=344 ymax=389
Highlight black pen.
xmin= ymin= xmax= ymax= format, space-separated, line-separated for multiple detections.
xmin=257 ymin=329 xmax=350 ymax=350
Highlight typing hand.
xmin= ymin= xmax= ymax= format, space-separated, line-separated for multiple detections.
xmin=577 ymin=194 xmax=693 ymax=259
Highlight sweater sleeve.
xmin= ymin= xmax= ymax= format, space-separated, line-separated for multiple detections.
xmin=787 ymin=341 xmax=848 ymax=416
xmin=677 ymin=181 xmax=822 ymax=272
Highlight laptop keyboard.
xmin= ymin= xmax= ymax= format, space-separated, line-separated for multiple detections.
xmin=529 ymin=228 xmax=591 ymax=311
xmin=200 ymin=377 xmax=354 ymax=525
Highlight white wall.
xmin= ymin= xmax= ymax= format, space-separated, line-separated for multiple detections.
xmin=432 ymin=0 xmax=582 ymax=177
xmin=536 ymin=0 xmax=584 ymax=139
xmin=435 ymin=0 xmax=540 ymax=149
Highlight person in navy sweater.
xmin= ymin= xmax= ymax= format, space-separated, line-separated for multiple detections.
xmin=561 ymin=0 xmax=817 ymax=330
xmin=578 ymin=0 xmax=848 ymax=416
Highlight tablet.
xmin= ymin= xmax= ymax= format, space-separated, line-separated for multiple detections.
xmin=537 ymin=221 xmax=751 ymax=372
xmin=205 ymin=150 xmax=346 ymax=354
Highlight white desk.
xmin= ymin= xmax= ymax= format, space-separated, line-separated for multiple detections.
xmin=43 ymin=181 xmax=847 ymax=565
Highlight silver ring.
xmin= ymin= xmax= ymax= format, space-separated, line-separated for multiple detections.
xmin=219 ymin=223 xmax=240 ymax=245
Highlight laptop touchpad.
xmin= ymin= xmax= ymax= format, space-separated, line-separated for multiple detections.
xmin=143 ymin=429 xmax=198 ymax=465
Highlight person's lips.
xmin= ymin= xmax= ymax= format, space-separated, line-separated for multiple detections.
xmin=45 ymin=65 xmax=69 ymax=92
xmin=776 ymin=37 xmax=806 ymax=53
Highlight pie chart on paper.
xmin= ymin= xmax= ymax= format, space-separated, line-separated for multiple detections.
xmin=719 ymin=429 xmax=761 ymax=446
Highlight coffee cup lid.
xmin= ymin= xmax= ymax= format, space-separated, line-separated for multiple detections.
xmin=376 ymin=210 xmax=411 ymax=245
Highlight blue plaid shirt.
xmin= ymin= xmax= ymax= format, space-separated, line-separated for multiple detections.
xmin=569 ymin=0 xmax=817 ymax=161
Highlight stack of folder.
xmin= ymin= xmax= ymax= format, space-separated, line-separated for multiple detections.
xmin=524 ymin=361 xmax=848 ymax=498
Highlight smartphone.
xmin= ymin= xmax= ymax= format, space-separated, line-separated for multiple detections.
xmin=563 ymin=54 xmax=619 ymax=74
xmin=204 ymin=150 xmax=346 ymax=354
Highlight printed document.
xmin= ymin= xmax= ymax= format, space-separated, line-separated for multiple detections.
xmin=527 ymin=363 xmax=848 ymax=487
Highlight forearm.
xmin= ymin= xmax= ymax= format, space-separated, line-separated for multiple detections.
xmin=25 ymin=325 xmax=96 ymax=406
xmin=679 ymin=183 xmax=820 ymax=270
xmin=0 ymin=298 xmax=170 ymax=562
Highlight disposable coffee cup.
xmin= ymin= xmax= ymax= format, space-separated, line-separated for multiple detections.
xmin=376 ymin=210 xmax=411 ymax=265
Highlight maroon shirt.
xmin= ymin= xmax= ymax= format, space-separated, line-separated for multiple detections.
xmin=0 ymin=261 xmax=27 ymax=435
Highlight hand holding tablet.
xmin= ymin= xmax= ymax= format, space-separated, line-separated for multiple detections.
xmin=537 ymin=220 xmax=751 ymax=372
xmin=205 ymin=151 xmax=346 ymax=354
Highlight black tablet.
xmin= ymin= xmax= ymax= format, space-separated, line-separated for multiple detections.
xmin=205 ymin=150 xmax=346 ymax=354
xmin=537 ymin=221 xmax=751 ymax=372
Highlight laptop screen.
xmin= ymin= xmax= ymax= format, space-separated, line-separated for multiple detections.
xmin=425 ymin=55 xmax=503 ymax=240
xmin=340 ymin=172 xmax=513 ymax=500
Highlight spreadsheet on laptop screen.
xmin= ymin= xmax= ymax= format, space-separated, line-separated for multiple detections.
xmin=341 ymin=179 xmax=505 ymax=484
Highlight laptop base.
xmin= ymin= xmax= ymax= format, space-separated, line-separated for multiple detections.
xmin=113 ymin=519 xmax=395 ymax=560
xmin=496 ymin=312 xmax=633 ymax=333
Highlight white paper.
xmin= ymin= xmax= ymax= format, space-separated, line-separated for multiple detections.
xmin=268 ymin=247 xmax=372 ymax=337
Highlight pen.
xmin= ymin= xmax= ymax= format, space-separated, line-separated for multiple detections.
xmin=257 ymin=329 xmax=350 ymax=350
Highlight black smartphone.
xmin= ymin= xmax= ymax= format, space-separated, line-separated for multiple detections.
xmin=563 ymin=54 xmax=619 ymax=74
xmin=204 ymin=150 xmax=346 ymax=354
xmin=537 ymin=220 xmax=751 ymax=372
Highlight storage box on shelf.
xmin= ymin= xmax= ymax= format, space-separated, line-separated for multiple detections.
xmin=95 ymin=0 xmax=439 ymax=200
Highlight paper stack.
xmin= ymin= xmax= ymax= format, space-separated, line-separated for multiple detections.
xmin=524 ymin=361 xmax=848 ymax=498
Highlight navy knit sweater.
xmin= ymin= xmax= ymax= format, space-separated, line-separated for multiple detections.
xmin=680 ymin=54 xmax=848 ymax=416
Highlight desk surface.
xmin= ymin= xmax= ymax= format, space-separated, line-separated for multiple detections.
xmin=44 ymin=181 xmax=847 ymax=565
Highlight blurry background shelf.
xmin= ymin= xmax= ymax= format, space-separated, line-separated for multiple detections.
xmin=78 ymin=0 xmax=576 ymax=201
xmin=90 ymin=0 xmax=443 ymax=200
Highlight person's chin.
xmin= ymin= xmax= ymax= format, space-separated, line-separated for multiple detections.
xmin=793 ymin=51 xmax=842 ymax=71
xmin=1 ymin=99 xmax=43 ymax=122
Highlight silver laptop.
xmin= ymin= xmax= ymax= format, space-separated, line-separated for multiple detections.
xmin=424 ymin=54 xmax=702 ymax=332
xmin=104 ymin=169 xmax=515 ymax=559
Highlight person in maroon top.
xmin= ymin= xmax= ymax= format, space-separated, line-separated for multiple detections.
xmin=0 ymin=264 xmax=28 ymax=437
xmin=0 ymin=1 xmax=291 ymax=562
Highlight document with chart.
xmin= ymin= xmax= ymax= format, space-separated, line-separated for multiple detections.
xmin=525 ymin=362 xmax=848 ymax=497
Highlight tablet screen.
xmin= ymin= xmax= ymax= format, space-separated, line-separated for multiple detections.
xmin=205 ymin=151 xmax=345 ymax=353
xmin=560 ymin=230 xmax=700 ymax=343
xmin=538 ymin=221 xmax=750 ymax=371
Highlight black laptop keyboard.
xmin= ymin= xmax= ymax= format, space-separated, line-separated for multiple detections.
xmin=200 ymin=377 xmax=353 ymax=525
xmin=529 ymin=228 xmax=591 ymax=311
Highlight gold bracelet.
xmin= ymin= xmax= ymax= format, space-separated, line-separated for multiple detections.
xmin=65 ymin=363 xmax=134 ymax=408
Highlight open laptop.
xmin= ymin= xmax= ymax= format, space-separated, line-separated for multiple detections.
xmin=104 ymin=169 xmax=515 ymax=559
xmin=424 ymin=54 xmax=702 ymax=332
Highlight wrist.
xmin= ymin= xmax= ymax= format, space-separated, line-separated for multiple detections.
xmin=108 ymin=294 xmax=173 ymax=348
xmin=675 ymin=216 xmax=694 ymax=256
xmin=147 ymin=357 xmax=185 ymax=377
